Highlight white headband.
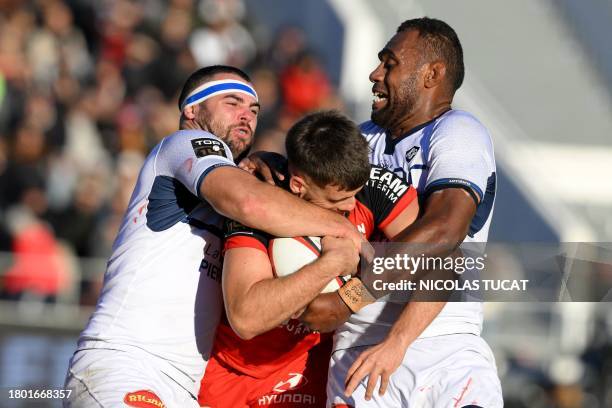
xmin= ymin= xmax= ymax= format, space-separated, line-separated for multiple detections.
xmin=181 ymin=79 xmax=258 ymax=110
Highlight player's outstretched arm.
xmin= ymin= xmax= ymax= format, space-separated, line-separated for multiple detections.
xmin=344 ymin=188 xmax=477 ymax=400
xmin=201 ymin=166 xmax=368 ymax=254
xmin=223 ymin=236 xmax=359 ymax=340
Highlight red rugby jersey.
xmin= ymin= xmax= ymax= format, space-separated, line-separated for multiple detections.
xmin=213 ymin=165 xmax=417 ymax=378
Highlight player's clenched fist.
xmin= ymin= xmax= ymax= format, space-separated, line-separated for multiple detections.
xmin=319 ymin=236 xmax=360 ymax=277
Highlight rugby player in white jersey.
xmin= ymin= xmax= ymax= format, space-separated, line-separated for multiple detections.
xmin=243 ymin=18 xmax=503 ymax=408
xmin=323 ymin=18 xmax=503 ymax=408
xmin=63 ymin=65 xmax=364 ymax=408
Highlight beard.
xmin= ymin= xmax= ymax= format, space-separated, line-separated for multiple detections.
xmin=198 ymin=108 xmax=253 ymax=158
xmin=371 ymin=72 xmax=419 ymax=131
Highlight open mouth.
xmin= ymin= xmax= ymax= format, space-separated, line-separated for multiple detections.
xmin=232 ymin=126 xmax=252 ymax=138
xmin=371 ymin=89 xmax=388 ymax=111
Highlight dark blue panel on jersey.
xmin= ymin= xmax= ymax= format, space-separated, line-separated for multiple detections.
xmin=146 ymin=176 xmax=200 ymax=232
xmin=468 ymin=172 xmax=496 ymax=238
xmin=425 ymin=178 xmax=484 ymax=204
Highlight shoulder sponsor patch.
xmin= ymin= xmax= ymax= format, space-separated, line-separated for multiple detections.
xmin=191 ymin=138 xmax=228 ymax=158
xmin=124 ymin=390 xmax=166 ymax=408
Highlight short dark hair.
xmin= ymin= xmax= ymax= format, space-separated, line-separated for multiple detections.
xmin=177 ymin=65 xmax=251 ymax=110
xmin=286 ymin=110 xmax=370 ymax=191
xmin=397 ymin=17 xmax=464 ymax=93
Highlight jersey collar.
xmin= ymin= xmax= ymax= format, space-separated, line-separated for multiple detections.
xmin=383 ymin=109 xmax=452 ymax=155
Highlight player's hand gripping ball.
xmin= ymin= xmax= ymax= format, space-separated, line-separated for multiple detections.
xmin=269 ymin=237 xmax=351 ymax=293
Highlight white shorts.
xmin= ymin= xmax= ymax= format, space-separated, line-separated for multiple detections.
xmin=327 ymin=334 xmax=503 ymax=408
xmin=64 ymin=348 xmax=200 ymax=408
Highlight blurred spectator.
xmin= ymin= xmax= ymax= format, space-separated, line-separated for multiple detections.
xmin=26 ymin=0 xmax=92 ymax=88
xmin=98 ymin=0 xmax=143 ymax=67
xmin=266 ymin=25 xmax=307 ymax=72
xmin=280 ymin=51 xmax=332 ymax=116
xmin=190 ymin=0 xmax=256 ymax=68
xmin=1 ymin=208 xmax=70 ymax=302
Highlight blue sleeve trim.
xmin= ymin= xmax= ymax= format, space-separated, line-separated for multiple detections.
xmin=196 ymin=162 xmax=235 ymax=200
xmin=424 ymin=178 xmax=483 ymax=205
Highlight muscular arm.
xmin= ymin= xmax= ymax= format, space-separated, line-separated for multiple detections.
xmin=344 ymin=188 xmax=478 ymax=398
xmin=223 ymin=239 xmax=357 ymax=340
xmin=201 ymin=166 xmax=363 ymax=245
xmin=391 ymin=188 xmax=476 ymax=258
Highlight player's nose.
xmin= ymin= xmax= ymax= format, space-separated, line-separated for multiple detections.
xmin=238 ymin=107 xmax=256 ymax=123
xmin=369 ymin=62 xmax=384 ymax=83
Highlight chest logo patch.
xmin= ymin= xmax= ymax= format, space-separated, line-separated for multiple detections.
xmin=405 ymin=146 xmax=420 ymax=163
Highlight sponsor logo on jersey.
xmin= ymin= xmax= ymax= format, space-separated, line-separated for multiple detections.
xmin=281 ymin=320 xmax=312 ymax=335
xmin=258 ymin=374 xmax=316 ymax=406
xmin=124 ymin=390 xmax=166 ymax=408
xmin=405 ymin=146 xmax=420 ymax=163
xmin=258 ymin=393 xmax=316 ymax=405
xmin=191 ymin=138 xmax=227 ymax=158
xmin=224 ymin=219 xmax=253 ymax=236
xmin=272 ymin=373 xmax=308 ymax=393
xmin=368 ymin=167 xmax=409 ymax=203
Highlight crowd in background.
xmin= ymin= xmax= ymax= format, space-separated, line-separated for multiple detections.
xmin=0 ymin=0 xmax=342 ymax=303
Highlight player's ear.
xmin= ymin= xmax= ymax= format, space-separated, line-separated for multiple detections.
xmin=183 ymin=105 xmax=197 ymax=120
xmin=289 ymin=175 xmax=307 ymax=198
xmin=424 ymin=61 xmax=446 ymax=89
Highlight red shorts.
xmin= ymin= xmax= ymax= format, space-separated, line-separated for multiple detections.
xmin=199 ymin=338 xmax=332 ymax=408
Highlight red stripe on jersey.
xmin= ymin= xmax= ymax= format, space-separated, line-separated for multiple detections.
xmin=348 ymin=201 xmax=375 ymax=238
xmin=292 ymin=236 xmax=321 ymax=256
xmin=268 ymin=238 xmax=277 ymax=277
xmin=225 ymin=235 xmax=267 ymax=253
xmin=378 ymin=186 xmax=417 ymax=230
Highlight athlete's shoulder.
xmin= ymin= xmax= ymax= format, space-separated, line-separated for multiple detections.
xmin=359 ymin=120 xmax=385 ymax=137
xmin=434 ymin=110 xmax=490 ymax=138
xmin=431 ymin=110 xmax=493 ymax=150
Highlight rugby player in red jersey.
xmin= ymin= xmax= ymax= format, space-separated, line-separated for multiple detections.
xmin=198 ymin=111 xmax=419 ymax=407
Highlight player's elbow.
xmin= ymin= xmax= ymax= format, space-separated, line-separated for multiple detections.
xmin=227 ymin=316 xmax=257 ymax=340
xmin=226 ymin=309 xmax=261 ymax=340
xmin=232 ymin=324 xmax=258 ymax=341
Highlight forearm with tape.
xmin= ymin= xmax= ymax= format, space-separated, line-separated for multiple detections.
xmin=337 ymin=277 xmax=376 ymax=313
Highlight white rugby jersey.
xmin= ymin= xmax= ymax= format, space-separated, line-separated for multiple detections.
xmin=335 ymin=109 xmax=496 ymax=350
xmin=77 ymin=130 xmax=234 ymax=394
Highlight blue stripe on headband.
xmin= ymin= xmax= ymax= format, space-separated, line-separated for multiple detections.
xmin=183 ymin=82 xmax=257 ymax=109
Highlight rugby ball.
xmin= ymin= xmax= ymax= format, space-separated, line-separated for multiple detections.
xmin=269 ymin=237 xmax=350 ymax=293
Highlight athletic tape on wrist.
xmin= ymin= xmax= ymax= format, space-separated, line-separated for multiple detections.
xmin=338 ymin=277 xmax=376 ymax=313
